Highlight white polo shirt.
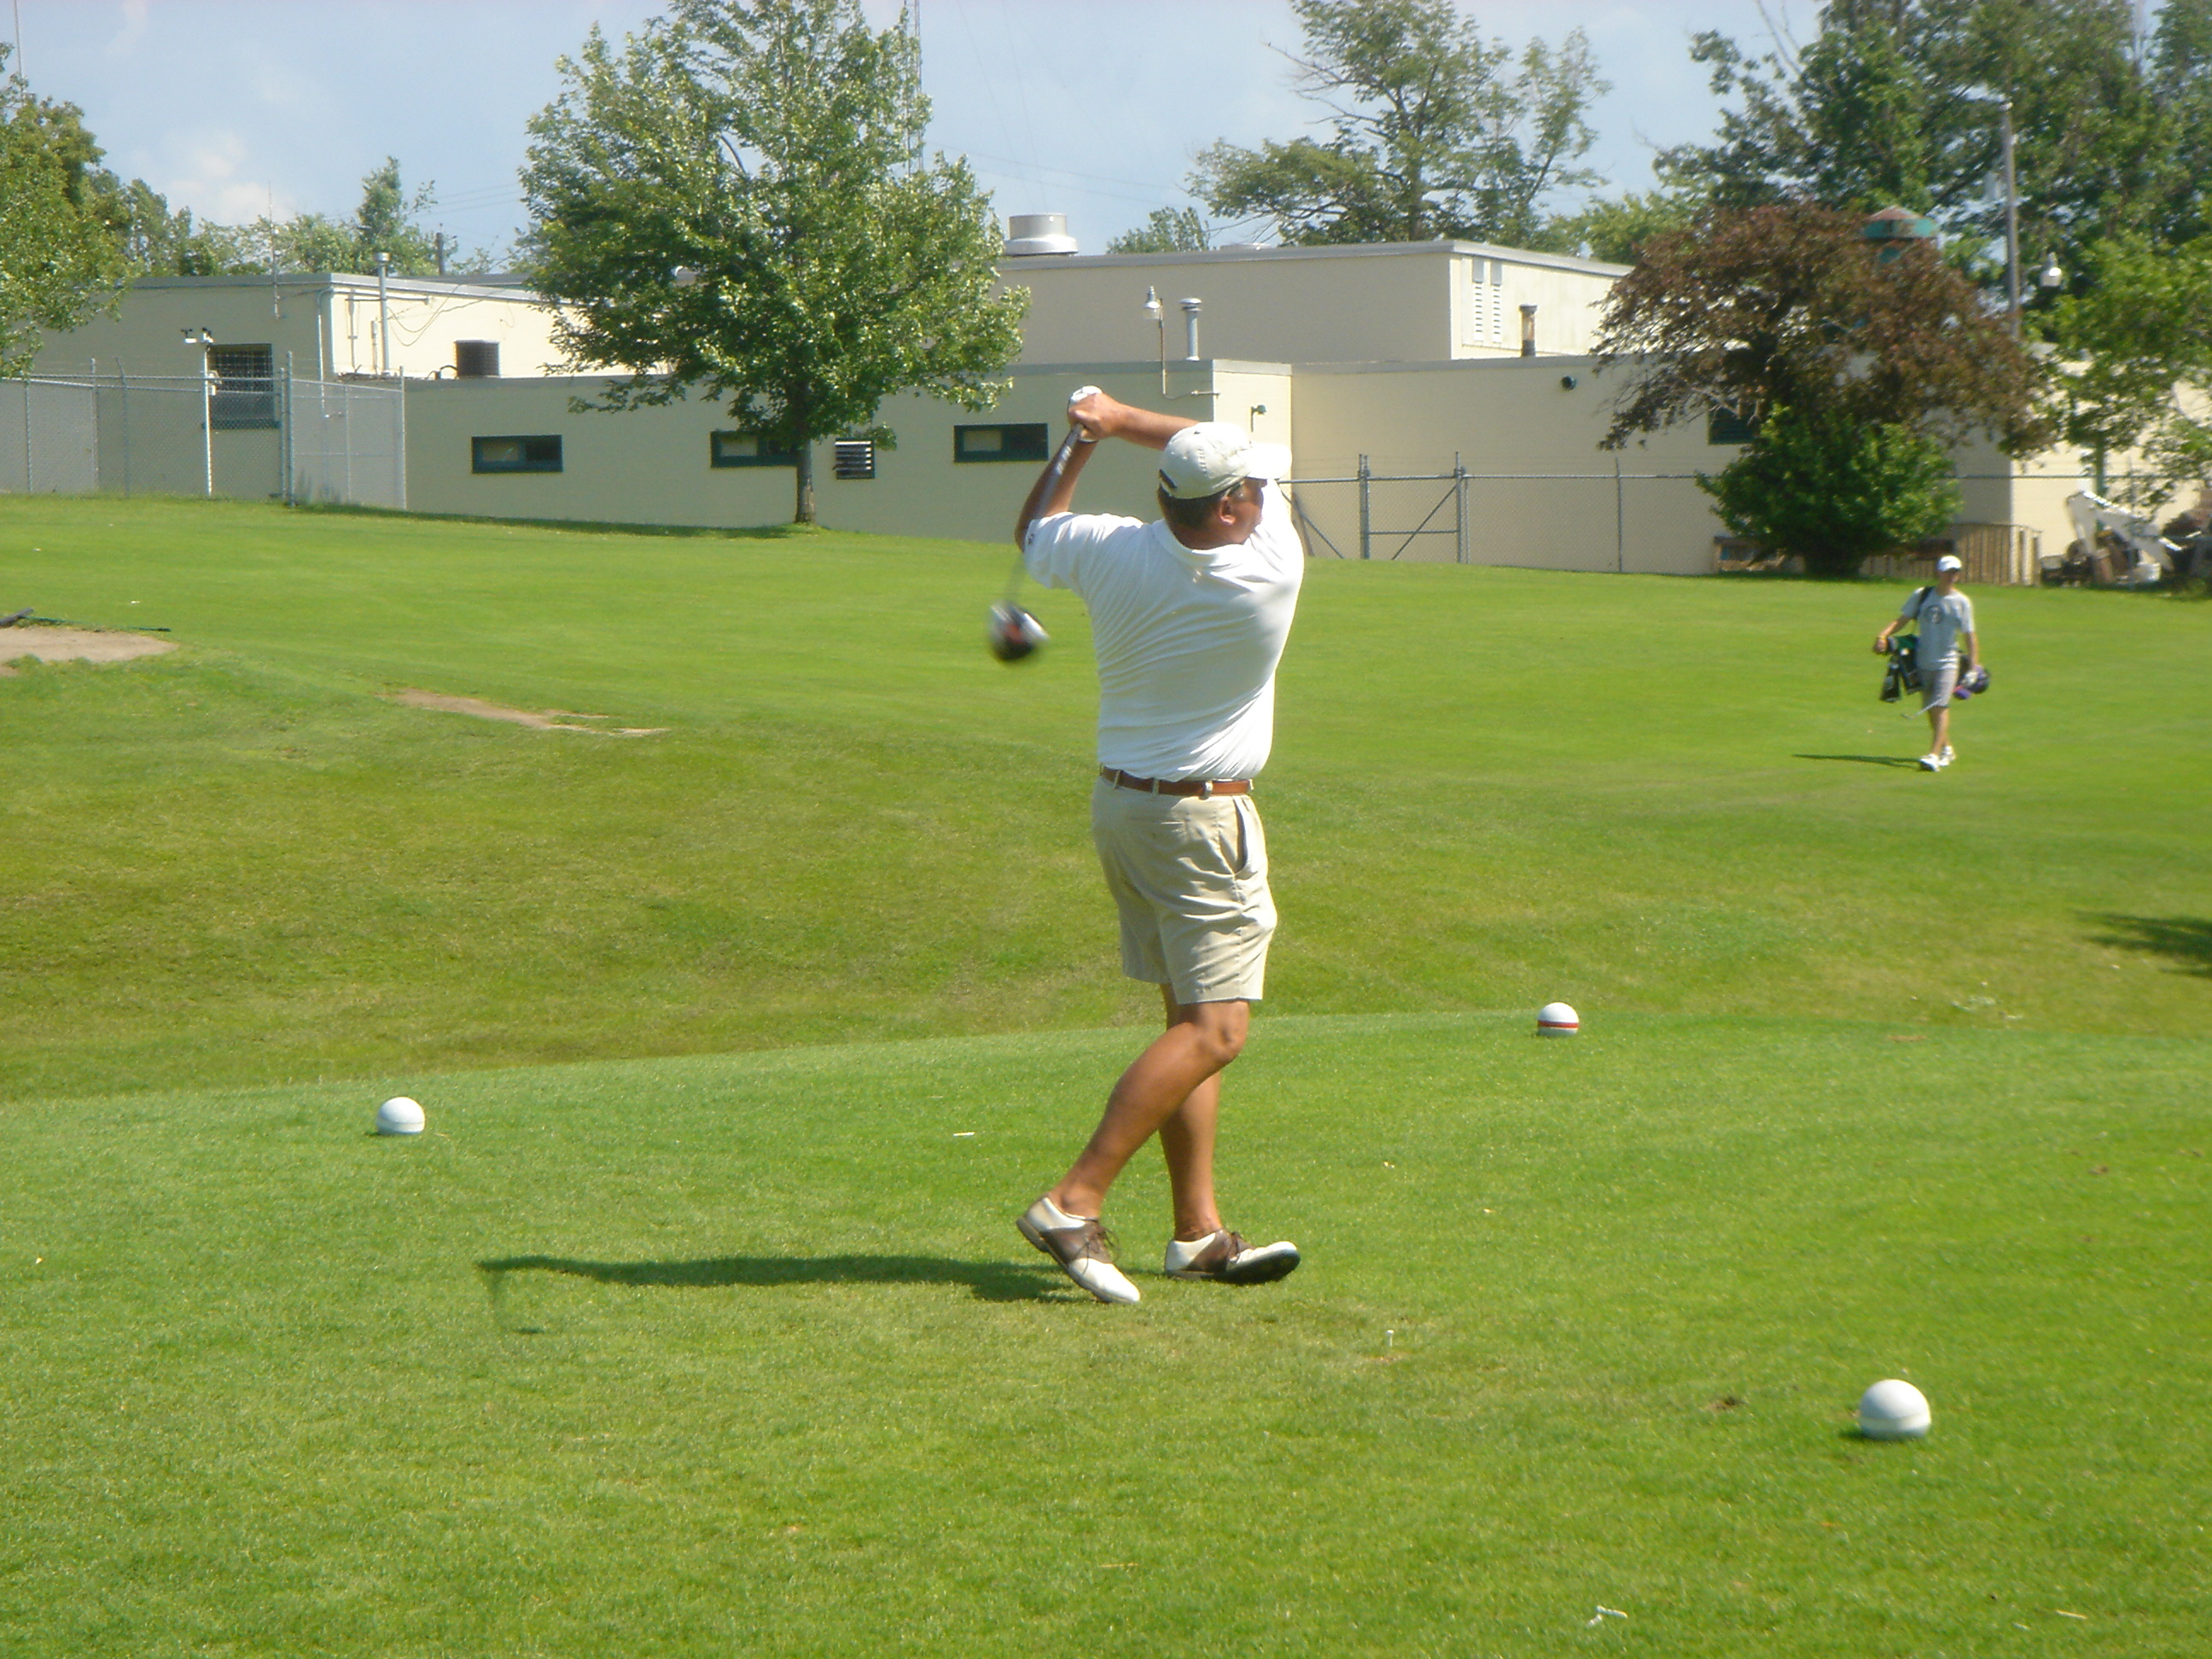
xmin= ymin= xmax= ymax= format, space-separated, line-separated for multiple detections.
xmin=1023 ymin=480 xmax=1304 ymax=781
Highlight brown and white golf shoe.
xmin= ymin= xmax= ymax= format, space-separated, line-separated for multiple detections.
xmin=1162 ymin=1229 xmax=1301 ymax=1285
xmin=1017 ymin=1195 xmax=1141 ymax=1305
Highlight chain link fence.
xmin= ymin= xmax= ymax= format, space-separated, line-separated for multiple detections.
xmin=1284 ymin=454 xmax=2050 ymax=581
xmin=1283 ymin=455 xmax=1700 ymax=573
xmin=0 ymin=369 xmax=405 ymax=509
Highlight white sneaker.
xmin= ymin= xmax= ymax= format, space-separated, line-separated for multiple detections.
xmin=1163 ymin=1229 xmax=1302 ymax=1285
xmin=1918 ymin=753 xmax=1942 ymax=771
xmin=1017 ymin=1195 xmax=1140 ymax=1304
xmin=1940 ymin=745 xmax=1955 ymax=765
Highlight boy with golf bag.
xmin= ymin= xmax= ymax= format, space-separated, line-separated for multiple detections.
xmin=1875 ymin=553 xmax=1985 ymax=771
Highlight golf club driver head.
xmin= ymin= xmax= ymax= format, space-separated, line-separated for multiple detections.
xmin=988 ymin=602 xmax=1049 ymax=664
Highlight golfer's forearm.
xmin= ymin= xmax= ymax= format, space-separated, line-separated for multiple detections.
xmin=1012 ymin=439 xmax=1095 ymax=547
xmin=1105 ymin=405 xmax=1202 ymax=451
xmin=1963 ymin=631 xmax=1978 ymax=667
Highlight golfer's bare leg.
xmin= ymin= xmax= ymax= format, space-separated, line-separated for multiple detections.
xmin=1927 ymin=702 xmax=1951 ymax=753
xmin=1051 ymin=996 xmax=1247 ymax=1221
xmin=1155 ymin=989 xmax=1225 ymax=1240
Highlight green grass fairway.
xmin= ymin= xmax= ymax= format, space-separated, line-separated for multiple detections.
xmin=5 ymin=1017 xmax=2205 ymax=1656
xmin=2 ymin=497 xmax=2206 ymax=1654
xmin=0 ymin=497 xmax=2205 ymax=1103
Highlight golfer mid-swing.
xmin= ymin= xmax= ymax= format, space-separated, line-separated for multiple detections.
xmin=1010 ymin=389 xmax=1303 ymax=1304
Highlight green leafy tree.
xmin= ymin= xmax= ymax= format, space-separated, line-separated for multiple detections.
xmin=0 ymin=49 xmax=123 ymax=374
xmin=116 ymin=159 xmax=474 ymax=278
xmin=1190 ymin=0 xmax=1606 ymax=248
xmin=1662 ymin=1 xmax=2178 ymax=312
xmin=1592 ymin=202 xmax=2047 ymax=454
xmin=2046 ymin=233 xmax=2212 ymax=506
xmin=521 ymin=0 xmax=1024 ymax=524
xmin=1546 ymin=187 xmax=1705 ymax=265
xmin=351 ymin=157 xmax=445 ymax=274
xmin=2148 ymin=0 xmax=2212 ymax=245
xmin=1106 ymin=207 xmax=1212 ymax=254
xmin=1698 ymin=402 xmax=1963 ymax=577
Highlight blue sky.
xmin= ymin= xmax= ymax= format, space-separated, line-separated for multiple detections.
xmin=12 ymin=1 xmax=1805 ymax=260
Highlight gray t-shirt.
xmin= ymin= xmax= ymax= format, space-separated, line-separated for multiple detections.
xmin=1901 ymin=587 xmax=1975 ymax=668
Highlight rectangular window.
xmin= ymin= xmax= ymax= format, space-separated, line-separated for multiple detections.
xmin=711 ymin=431 xmax=800 ymax=468
xmin=833 ymin=439 xmax=876 ymax=480
xmin=472 ymin=434 xmax=563 ymax=474
xmin=953 ymin=422 xmax=1049 ymax=463
xmin=1708 ymin=407 xmax=1761 ymax=445
xmin=207 ymin=344 xmax=276 ymax=429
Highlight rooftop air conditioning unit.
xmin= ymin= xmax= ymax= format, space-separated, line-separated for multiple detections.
xmin=1002 ymin=212 xmax=1078 ymax=257
xmin=455 ymin=340 xmax=500 ymax=377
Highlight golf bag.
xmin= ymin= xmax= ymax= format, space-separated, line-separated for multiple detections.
xmin=1879 ymin=633 xmax=1922 ymax=702
xmin=1878 ymin=585 xmax=1935 ymax=702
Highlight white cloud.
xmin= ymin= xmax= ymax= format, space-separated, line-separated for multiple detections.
xmin=106 ymin=0 xmax=150 ymax=57
xmin=160 ymin=131 xmax=295 ymax=222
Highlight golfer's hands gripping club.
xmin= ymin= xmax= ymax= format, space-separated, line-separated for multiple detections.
xmin=1066 ymin=384 xmax=1112 ymax=445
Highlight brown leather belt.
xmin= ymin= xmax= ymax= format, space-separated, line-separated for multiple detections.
xmin=1098 ymin=766 xmax=1252 ymax=798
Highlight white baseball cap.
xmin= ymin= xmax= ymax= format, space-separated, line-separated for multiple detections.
xmin=1936 ymin=554 xmax=1963 ymax=572
xmin=1157 ymin=422 xmax=1292 ymax=499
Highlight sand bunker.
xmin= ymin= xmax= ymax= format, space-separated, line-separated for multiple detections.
xmin=388 ymin=689 xmax=667 ymax=736
xmin=0 ymin=626 xmax=176 ymax=675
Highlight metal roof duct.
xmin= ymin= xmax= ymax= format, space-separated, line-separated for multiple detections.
xmin=1003 ymin=212 xmax=1078 ymax=257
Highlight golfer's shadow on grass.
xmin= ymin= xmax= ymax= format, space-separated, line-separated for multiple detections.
xmin=1791 ymin=753 xmax=1926 ymax=769
xmin=478 ymin=1252 xmax=1072 ymax=1309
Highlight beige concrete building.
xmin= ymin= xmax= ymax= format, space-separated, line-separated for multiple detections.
xmin=35 ymin=271 xmax=562 ymax=383
xmin=1001 ymin=239 xmax=1627 ymax=366
xmin=11 ymin=240 xmax=2101 ymax=578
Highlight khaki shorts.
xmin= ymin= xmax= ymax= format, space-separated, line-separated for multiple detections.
xmin=1090 ymin=777 xmax=1277 ymax=1004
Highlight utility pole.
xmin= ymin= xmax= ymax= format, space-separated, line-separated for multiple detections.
xmin=375 ymin=250 xmax=392 ymax=375
xmin=434 ymin=231 xmax=448 ymax=276
xmin=2000 ymin=98 xmax=2022 ymax=336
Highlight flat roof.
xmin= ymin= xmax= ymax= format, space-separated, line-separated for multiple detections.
xmin=126 ymin=273 xmax=538 ymax=302
xmin=1000 ymin=237 xmax=1630 ymax=280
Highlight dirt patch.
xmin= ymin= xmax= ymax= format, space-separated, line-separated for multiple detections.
xmin=0 ymin=626 xmax=176 ymax=675
xmin=387 ymin=688 xmax=667 ymax=736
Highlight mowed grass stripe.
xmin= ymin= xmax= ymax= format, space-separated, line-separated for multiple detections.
xmin=3 ymin=496 xmax=2206 ymax=1105
xmin=3 ymin=1014 xmax=2205 ymax=1655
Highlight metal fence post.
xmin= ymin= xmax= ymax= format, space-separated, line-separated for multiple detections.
xmin=1357 ymin=452 xmax=1371 ymax=561
xmin=281 ymin=352 xmax=294 ymax=504
xmin=1614 ymin=454 xmax=1626 ymax=574
xmin=21 ymin=377 xmax=32 ymax=493
xmin=1453 ymin=453 xmax=1469 ymax=564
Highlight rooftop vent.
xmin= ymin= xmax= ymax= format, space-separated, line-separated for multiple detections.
xmin=1003 ymin=212 xmax=1078 ymax=257
xmin=455 ymin=340 xmax=500 ymax=378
